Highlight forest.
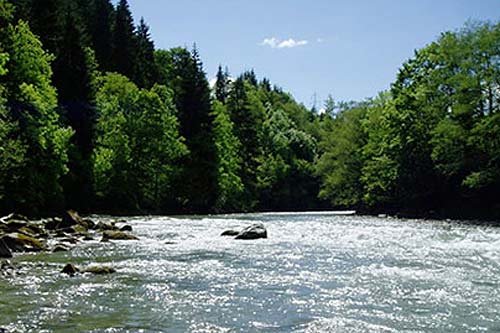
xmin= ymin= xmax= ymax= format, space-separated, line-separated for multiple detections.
xmin=0 ymin=0 xmax=499 ymax=218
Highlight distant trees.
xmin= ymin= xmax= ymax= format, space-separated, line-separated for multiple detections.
xmin=317 ymin=22 xmax=500 ymax=217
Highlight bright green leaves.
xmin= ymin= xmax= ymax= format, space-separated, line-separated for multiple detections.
xmin=92 ymin=73 xmax=187 ymax=210
xmin=0 ymin=18 xmax=72 ymax=213
xmin=211 ymin=101 xmax=244 ymax=211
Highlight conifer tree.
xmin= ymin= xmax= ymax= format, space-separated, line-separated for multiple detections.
xmin=134 ymin=17 xmax=158 ymax=88
xmin=87 ymin=0 xmax=114 ymax=72
xmin=155 ymin=47 xmax=217 ymax=211
xmin=28 ymin=0 xmax=63 ymax=54
xmin=215 ymin=65 xmax=230 ymax=103
xmin=111 ymin=0 xmax=136 ymax=80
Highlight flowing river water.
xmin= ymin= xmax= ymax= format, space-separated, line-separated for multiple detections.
xmin=1 ymin=213 xmax=500 ymax=332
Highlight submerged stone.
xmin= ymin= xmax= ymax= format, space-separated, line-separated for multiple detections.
xmin=102 ymin=231 xmax=139 ymax=241
xmin=84 ymin=266 xmax=116 ymax=275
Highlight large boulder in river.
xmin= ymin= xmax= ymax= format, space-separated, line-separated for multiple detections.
xmin=61 ymin=210 xmax=95 ymax=230
xmin=221 ymin=229 xmax=240 ymax=237
xmin=119 ymin=225 xmax=133 ymax=232
xmin=46 ymin=210 xmax=95 ymax=231
xmin=0 ymin=233 xmax=46 ymax=252
xmin=0 ymin=239 xmax=12 ymax=258
xmin=234 ymin=223 xmax=268 ymax=240
xmin=102 ymin=231 xmax=139 ymax=241
xmin=96 ymin=222 xmax=120 ymax=232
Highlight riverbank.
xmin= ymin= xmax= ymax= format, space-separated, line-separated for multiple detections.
xmin=0 ymin=211 xmax=138 ymax=263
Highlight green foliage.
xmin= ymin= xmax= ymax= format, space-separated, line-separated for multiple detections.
xmin=2 ymin=19 xmax=73 ymax=213
xmin=2 ymin=0 xmax=498 ymax=218
xmin=211 ymin=101 xmax=244 ymax=211
xmin=93 ymin=73 xmax=187 ymax=211
xmin=111 ymin=0 xmax=136 ymax=80
xmin=316 ymin=103 xmax=367 ymax=207
xmin=215 ymin=65 xmax=230 ymax=103
xmin=155 ymin=47 xmax=217 ymax=211
xmin=316 ymin=21 xmax=500 ymax=216
xmin=134 ymin=18 xmax=158 ymax=88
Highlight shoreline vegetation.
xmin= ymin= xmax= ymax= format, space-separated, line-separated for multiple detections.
xmin=0 ymin=0 xmax=499 ymax=220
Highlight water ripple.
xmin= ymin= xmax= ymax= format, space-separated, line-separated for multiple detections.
xmin=1 ymin=214 xmax=500 ymax=332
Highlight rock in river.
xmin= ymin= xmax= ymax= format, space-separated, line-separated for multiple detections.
xmin=221 ymin=229 xmax=240 ymax=237
xmin=0 ymin=233 xmax=46 ymax=252
xmin=61 ymin=263 xmax=79 ymax=276
xmin=234 ymin=223 xmax=268 ymax=240
xmin=84 ymin=266 xmax=116 ymax=275
xmin=61 ymin=210 xmax=95 ymax=230
xmin=119 ymin=225 xmax=133 ymax=232
xmin=0 ymin=239 xmax=12 ymax=258
xmin=102 ymin=231 xmax=139 ymax=241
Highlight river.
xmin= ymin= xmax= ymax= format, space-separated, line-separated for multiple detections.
xmin=1 ymin=213 xmax=499 ymax=332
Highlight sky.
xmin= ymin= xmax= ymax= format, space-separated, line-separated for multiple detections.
xmin=123 ymin=0 xmax=500 ymax=108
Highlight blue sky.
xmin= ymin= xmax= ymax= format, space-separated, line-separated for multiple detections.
xmin=125 ymin=0 xmax=500 ymax=108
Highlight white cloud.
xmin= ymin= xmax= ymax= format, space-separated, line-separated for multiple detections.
xmin=316 ymin=38 xmax=324 ymax=43
xmin=261 ymin=37 xmax=309 ymax=49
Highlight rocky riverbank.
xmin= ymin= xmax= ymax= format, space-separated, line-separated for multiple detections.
xmin=0 ymin=210 xmax=138 ymax=276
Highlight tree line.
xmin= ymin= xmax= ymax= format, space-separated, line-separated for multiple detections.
xmin=0 ymin=0 xmax=322 ymax=215
xmin=317 ymin=22 xmax=500 ymax=219
xmin=0 ymin=0 xmax=498 ymax=218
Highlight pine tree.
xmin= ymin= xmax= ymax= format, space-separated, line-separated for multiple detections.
xmin=87 ymin=0 xmax=115 ymax=72
xmin=134 ymin=17 xmax=158 ymax=88
xmin=215 ymin=65 xmax=230 ymax=103
xmin=28 ymin=0 xmax=63 ymax=54
xmin=226 ymin=77 xmax=266 ymax=208
xmin=155 ymin=47 xmax=217 ymax=211
xmin=111 ymin=0 xmax=136 ymax=80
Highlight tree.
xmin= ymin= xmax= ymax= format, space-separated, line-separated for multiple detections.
xmin=3 ymin=20 xmax=73 ymax=213
xmin=226 ymin=78 xmax=266 ymax=208
xmin=111 ymin=0 xmax=136 ymax=80
xmin=27 ymin=0 xmax=63 ymax=55
xmin=134 ymin=18 xmax=158 ymax=88
xmin=211 ymin=100 xmax=244 ymax=211
xmin=257 ymin=107 xmax=317 ymax=210
xmin=214 ymin=65 xmax=230 ymax=103
xmin=155 ymin=47 xmax=217 ymax=212
xmin=87 ymin=0 xmax=115 ymax=72
xmin=0 ymin=4 xmax=27 ymax=210
xmin=93 ymin=73 xmax=187 ymax=211
xmin=316 ymin=101 xmax=368 ymax=207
